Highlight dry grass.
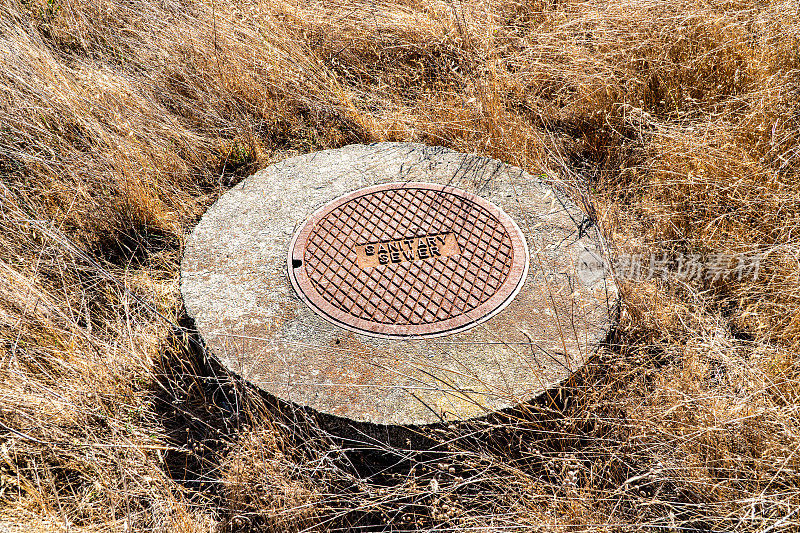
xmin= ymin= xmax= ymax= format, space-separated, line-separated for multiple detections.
xmin=1 ymin=0 xmax=799 ymax=530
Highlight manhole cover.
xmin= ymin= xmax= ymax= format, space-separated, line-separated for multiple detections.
xmin=288 ymin=183 xmax=529 ymax=338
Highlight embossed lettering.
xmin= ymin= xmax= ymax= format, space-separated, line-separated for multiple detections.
xmin=355 ymin=232 xmax=460 ymax=268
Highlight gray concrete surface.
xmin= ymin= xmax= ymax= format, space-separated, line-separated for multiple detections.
xmin=181 ymin=143 xmax=619 ymax=426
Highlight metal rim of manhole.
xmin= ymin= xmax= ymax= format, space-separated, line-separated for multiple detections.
xmin=287 ymin=182 xmax=530 ymax=339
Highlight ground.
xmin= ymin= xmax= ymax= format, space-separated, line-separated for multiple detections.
xmin=1 ymin=0 xmax=799 ymax=531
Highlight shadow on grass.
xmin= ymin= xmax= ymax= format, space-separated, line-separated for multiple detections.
xmin=148 ymin=316 xmax=711 ymax=531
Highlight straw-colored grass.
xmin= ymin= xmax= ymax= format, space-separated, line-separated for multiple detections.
xmin=1 ymin=0 xmax=799 ymax=530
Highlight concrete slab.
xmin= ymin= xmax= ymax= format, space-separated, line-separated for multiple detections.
xmin=181 ymin=143 xmax=618 ymax=426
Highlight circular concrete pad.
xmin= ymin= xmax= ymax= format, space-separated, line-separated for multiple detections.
xmin=181 ymin=143 xmax=618 ymax=425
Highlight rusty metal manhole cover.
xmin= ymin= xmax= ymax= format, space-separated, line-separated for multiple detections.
xmin=288 ymin=183 xmax=529 ymax=338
